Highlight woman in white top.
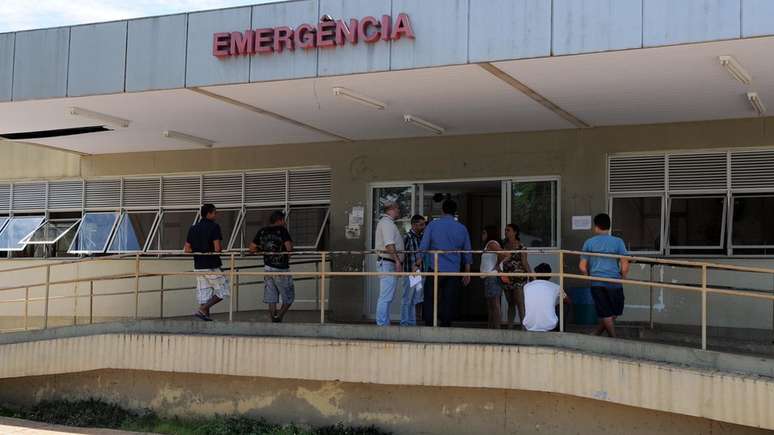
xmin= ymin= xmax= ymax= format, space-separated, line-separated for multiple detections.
xmin=481 ymin=225 xmax=504 ymax=329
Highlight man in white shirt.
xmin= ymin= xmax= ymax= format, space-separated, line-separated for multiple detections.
xmin=522 ymin=263 xmax=564 ymax=332
xmin=374 ymin=202 xmax=404 ymax=326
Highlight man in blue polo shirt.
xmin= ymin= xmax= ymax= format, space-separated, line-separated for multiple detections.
xmin=416 ymin=199 xmax=472 ymax=327
xmin=580 ymin=213 xmax=629 ymax=337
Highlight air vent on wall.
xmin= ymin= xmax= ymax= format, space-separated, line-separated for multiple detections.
xmin=0 ymin=126 xmax=111 ymax=140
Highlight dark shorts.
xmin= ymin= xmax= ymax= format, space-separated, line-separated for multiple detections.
xmin=591 ymin=286 xmax=625 ymax=318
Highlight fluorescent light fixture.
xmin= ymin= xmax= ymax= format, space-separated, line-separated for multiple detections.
xmin=718 ymin=55 xmax=751 ymax=85
xmin=67 ymin=107 xmax=130 ymax=128
xmin=332 ymin=87 xmax=385 ymax=110
xmin=403 ymin=114 xmax=445 ymax=135
xmin=162 ymin=130 xmax=214 ymax=148
xmin=747 ymin=92 xmax=767 ymax=115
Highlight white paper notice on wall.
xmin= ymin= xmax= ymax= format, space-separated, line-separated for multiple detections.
xmin=572 ymin=215 xmax=592 ymax=231
xmin=349 ymin=206 xmax=365 ymax=226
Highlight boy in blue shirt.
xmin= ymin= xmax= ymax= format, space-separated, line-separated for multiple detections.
xmin=579 ymin=213 xmax=629 ymax=337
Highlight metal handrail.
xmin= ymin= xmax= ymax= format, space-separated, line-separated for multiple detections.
xmin=1 ymin=249 xmax=773 ymax=352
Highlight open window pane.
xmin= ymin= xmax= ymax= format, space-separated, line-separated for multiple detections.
xmin=0 ymin=216 xmax=45 ymax=251
xmin=147 ymin=210 xmax=197 ymax=252
xmin=732 ymin=196 xmax=774 ymax=247
xmin=69 ymin=212 xmax=120 ymax=253
xmin=108 ymin=212 xmax=158 ymax=252
xmin=24 ymin=220 xmax=80 ymax=244
xmin=237 ymin=208 xmax=276 ymax=251
xmin=511 ymin=180 xmax=558 ymax=248
xmin=217 ymin=209 xmax=241 ymax=251
xmin=288 ymin=206 xmax=329 ymax=248
xmin=668 ymin=197 xmax=725 ymax=248
xmin=0 ymin=217 xmax=9 ymax=234
xmin=611 ymin=197 xmax=662 ymax=252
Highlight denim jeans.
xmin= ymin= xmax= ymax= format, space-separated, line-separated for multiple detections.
xmin=376 ymin=260 xmax=398 ymax=326
xmin=400 ymin=276 xmax=423 ymax=326
xmin=423 ymin=275 xmax=461 ymax=327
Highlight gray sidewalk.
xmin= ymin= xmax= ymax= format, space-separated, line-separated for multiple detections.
xmin=0 ymin=417 xmax=154 ymax=435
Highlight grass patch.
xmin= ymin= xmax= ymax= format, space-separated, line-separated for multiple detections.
xmin=0 ymin=400 xmax=390 ymax=435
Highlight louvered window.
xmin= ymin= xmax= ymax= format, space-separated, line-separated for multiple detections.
xmin=0 ymin=184 xmax=10 ymax=211
xmin=162 ymin=176 xmax=201 ymax=207
xmin=12 ymin=183 xmax=46 ymax=210
xmin=609 ymin=155 xmax=665 ymax=193
xmin=668 ymin=153 xmax=727 ymax=192
xmin=203 ymin=173 xmax=242 ymax=206
xmin=289 ymin=169 xmax=331 ymax=203
xmin=85 ymin=179 xmax=121 ymax=209
xmin=48 ymin=180 xmax=83 ymax=210
xmin=730 ymin=150 xmax=774 ymax=190
xmin=123 ymin=178 xmax=160 ymax=208
xmin=245 ymin=171 xmax=286 ymax=205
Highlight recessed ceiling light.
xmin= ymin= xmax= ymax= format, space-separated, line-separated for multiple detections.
xmin=403 ymin=114 xmax=445 ymax=135
xmin=332 ymin=87 xmax=386 ymax=110
xmin=718 ymin=55 xmax=751 ymax=85
xmin=162 ymin=130 xmax=214 ymax=148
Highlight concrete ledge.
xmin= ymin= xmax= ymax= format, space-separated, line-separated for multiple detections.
xmin=1 ymin=320 xmax=772 ymax=379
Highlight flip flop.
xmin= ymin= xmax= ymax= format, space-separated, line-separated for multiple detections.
xmin=194 ymin=311 xmax=212 ymax=321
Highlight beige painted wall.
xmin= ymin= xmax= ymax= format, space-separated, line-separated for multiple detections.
xmin=0 ymin=369 xmax=769 ymax=435
xmin=2 ymin=116 xmax=774 ymax=325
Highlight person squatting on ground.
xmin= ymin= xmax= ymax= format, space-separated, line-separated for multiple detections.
xmin=250 ymin=210 xmax=295 ymax=323
xmin=185 ymin=204 xmax=230 ymax=321
xmin=579 ymin=213 xmax=629 ymax=338
xmin=374 ymin=202 xmax=404 ymax=326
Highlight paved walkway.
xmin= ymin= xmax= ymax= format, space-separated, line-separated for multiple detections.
xmin=0 ymin=417 xmax=153 ymax=435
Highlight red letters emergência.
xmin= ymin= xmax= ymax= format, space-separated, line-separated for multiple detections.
xmin=213 ymin=13 xmax=414 ymax=57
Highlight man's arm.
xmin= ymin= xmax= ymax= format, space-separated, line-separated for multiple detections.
xmin=579 ymin=259 xmax=589 ymax=275
xmin=385 ymin=243 xmax=402 ymax=272
xmin=618 ymin=239 xmax=629 ymax=279
xmin=462 ymin=231 xmax=472 ymax=286
xmin=416 ymin=224 xmax=431 ymax=268
xmin=248 ymin=242 xmax=258 ymax=253
xmin=213 ymin=240 xmax=222 ymax=253
xmin=184 ymin=242 xmax=193 ymax=253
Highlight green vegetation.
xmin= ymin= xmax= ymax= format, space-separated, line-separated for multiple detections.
xmin=0 ymin=399 xmax=390 ymax=435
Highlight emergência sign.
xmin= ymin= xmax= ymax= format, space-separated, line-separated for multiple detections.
xmin=213 ymin=14 xmax=415 ymax=57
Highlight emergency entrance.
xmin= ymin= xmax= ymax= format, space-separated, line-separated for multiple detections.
xmin=366 ymin=176 xmax=560 ymax=322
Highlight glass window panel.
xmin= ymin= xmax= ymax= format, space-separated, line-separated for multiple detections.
xmin=668 ymin=197 xmax=725 ymax=248
xmin=372 ymin=186 xmax=413 ymax=240
xmin=69 ymin=212 xmax=119 ymax=253
xmin=0 ymin=216 xmax=45 ymax=251
xmin=148 ymin=210 xmax=197 ymax=252
xmin=108 ymin=212 xmax=158 ymax=252
xmin=289 ymin=206 xmax=329 ymax=248
xmin=611 ymin=197 xmax=662 ymax=252
xmin=25 ymin=220 xmax=80 ymax=244
xmin=239 ymin=208 xmax=276 ymax=251
xmin=732 ymin=196 xmax=774 ymax=246
xmin=511 ymin=181 xmax=558 ymax=248
xmin=216 ymin=209 xmax=240 ymax=251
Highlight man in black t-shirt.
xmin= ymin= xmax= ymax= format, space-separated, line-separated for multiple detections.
xmin=249 ymin=210 xmax=294 ymax=322
xmin=185 ymin=204 xmax=229 ymax=321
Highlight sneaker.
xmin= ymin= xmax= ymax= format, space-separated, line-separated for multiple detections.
xmin=271 ymin=315 xmax=282 ymax=323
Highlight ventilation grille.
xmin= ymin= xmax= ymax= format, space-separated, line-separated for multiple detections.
xmin=203 ymin=173 xmax=242 ymax=205
xmin=123 ymin=178 xmax=160 ymax=208
xmin=48 ymin=180 xmax=83 ymax=209
xmin=0 ymin=184 xmax=10 ymax=210
xmin=245 ymin=171 xmax=286 ymax=204
xmin=12 ymin=182 xmax=46 ymax=210
xmin=731 ymin=150 xmax=774 ymax=190
xmin=162 ymin=176 xmax=200 ymax=207
xmin=86 ymin=179 xmax=121 ymax=208
xmin=668 ymin=153 xmax=727 ymax=191
xmin=608 ymin=155 xmax=665 ymax=193
xmin=289 ymin=169 xmax=331 ymax=203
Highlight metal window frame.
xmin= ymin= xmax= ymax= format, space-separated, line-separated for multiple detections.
xmin=505 ymin=177 xmax=562 ymax=249
xmin=22 ymin=219 xmax=81 ymax=245
xmin=67 ymin=212 xmax=121 ymax=255
xmin=666 ymin=195 xmax=727 ymax=252
xmin=228 ymin=206 xmax=282 ymax=252
xmin=608 ymin=193 xmax=665 ymax=255
xmin=145 ymin=209 xmax=199 ymax=254
xmin=0 ymin=215 xmax=46 ymax=251
xmin=729 ymin=194 xmax=774 ymax=251
xmin=215 ymin=207 xmax=244 ymax=252
xmin=105 ymin=210 xmax=162 ymax=253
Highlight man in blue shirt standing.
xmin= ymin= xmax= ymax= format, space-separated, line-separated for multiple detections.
xmin=416 ymin=200 xmax=473 ymax=327
xmin=579 ymin=213 xmax=629 ymax=338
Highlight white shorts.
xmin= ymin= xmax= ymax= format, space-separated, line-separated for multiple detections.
xmin=195 ymin=269 xmax=230 ymax=304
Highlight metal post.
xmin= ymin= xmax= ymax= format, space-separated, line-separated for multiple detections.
xmin=235 ymin=271 xmax=240 ymax=313
xmin=43 ymin=265 xmax=51 ymax=330
xmin=159 ymin=275 xmax=165 ymax=320
xmin=229 ymin=253 xmax=235 ymax=323
xmin=134 ymin=254 xmax=140 ymax=320
xmin=89 ymin=280 xmax=94 ymax=324
xmin=701 ymin=265 xmax=708 ymax=351
xmin=433 ymin=252 xmax=439 ymax=328
xmin=73 ymin=279 xmax=79 ymax=326
xmin=320 ymin=252 xmax=327 ymax=324
xmin=649 ymin=265 xmax=655 ymax=330
xmin=24 ymin=287 xmax=29 ymax=331
xmin=559 ymin=251 xmax=564 ymax=333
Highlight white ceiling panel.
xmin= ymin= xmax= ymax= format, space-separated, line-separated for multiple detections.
xmin=495 ymin=37 xmax=774 ymax=126
xmin=204 ymin=64 xmax=575 ymax=141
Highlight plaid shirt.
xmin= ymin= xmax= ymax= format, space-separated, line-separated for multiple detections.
xmin=403 ymin=229 xmax=424 ymax=272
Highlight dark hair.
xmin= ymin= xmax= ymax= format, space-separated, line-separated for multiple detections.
xmin=594 ymin=213 xmax=611 ymax=231
xmin=483 ymin=225 xmax=500 ymax=244
xmin=442 ymin=199 xmax=457 ymax=215
xmin=534 ymin=263 xmax=552 ymax=280
xmin=269 ymin=210 xmax=286 ymax=225
xmin=200 ymin=204 xmax=216 ymax=219
xmin=505 ymin=223 xmax=520 ymax=238
xmin=411 ymin=214 xmax=426 ymax=225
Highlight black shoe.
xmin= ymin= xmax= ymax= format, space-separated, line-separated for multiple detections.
xmin=271 ymin=315 xmax=282 ymax=323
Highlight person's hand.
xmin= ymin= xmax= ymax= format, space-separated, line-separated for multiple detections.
xmin=395 ymin=262 xmax=403 ymax=273
xmin=462 ymin=275 xmax=471 ymax=287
